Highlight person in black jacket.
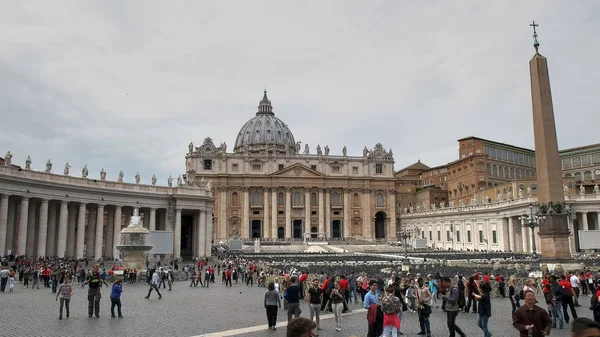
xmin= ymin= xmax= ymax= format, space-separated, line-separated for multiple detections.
xmin=473 ymin=282 xmax=492 ymax=337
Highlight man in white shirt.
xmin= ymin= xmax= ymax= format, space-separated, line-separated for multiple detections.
xmin=570 ymin=272 xmax=581 ymax=306
xmin=144 ymin=269 xmax=162 ymax=299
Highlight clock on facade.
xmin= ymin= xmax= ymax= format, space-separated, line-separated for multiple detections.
xmin=595 ymin=169 xmax=600 ymax=176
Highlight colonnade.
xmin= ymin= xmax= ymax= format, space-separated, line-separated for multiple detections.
xmin=0 ymin=193 xmax=212 ymax=259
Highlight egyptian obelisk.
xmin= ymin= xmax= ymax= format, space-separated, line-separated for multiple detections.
xmin=528 ymin=21 xmax=570 ymax=260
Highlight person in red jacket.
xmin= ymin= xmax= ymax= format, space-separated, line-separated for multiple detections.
xmin=298 ymin=272 xmax=308 ymax=299
xmin=339 ymin=274 xmax=350 ymax=312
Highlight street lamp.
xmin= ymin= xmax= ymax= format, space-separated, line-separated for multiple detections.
xmin=519 ymin=203 xmax=546 ymax=260
xmin=398 ymin=227 xmax=416 ymax=263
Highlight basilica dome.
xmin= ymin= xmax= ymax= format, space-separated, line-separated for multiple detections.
xmin=233 ymin=90 xmax=297 ymax=154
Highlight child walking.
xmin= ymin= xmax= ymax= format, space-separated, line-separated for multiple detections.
xmin=55 ymin=277 xmax=73 ymax=319
xmin=110 ymin=279 xmax=124 ymax=318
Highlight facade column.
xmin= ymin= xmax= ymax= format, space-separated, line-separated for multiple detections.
xmin=56 ymin=201 xmax=68 ymax=257
xmin=37 ymin=200 xmax=49 ymax=257
xmin=325 ymin=189 xmax=331 ymax=238
xmin=362 ymin=190 xmax=371 ymax=240
xmin=94 ymin=204 xmax=105 ymax=258
xmin=318 ymin=188 xmax=325 ymax=236
xmin=174 ymin=208 xmax=182 ymax=258
xmin=165 ymin=207 xmax=173 ymax=231
xmin=285 ymin=188 xmax=292 ymax=239
xmin=198 ymin=210 xmax=206 ymax=257
xmin=264 ymin=188 xmax=270 ymax=238
xmin=86 ymin=205 xmax=96 ymax=257
xmin=204 ymin=210 xmax=212 ymax=256
xmin=149 ymin=208 xmax=156 ymax=231
xmin=16 ymin=197 xmax=29 ymax=256
xmin=508 ymin=217 xmax=515 ymax=252
xmin=568 ymin=216 xmax=577 ymax=254
xmin=242 ymin=188 xmax=250 ymax=239
xmin=0 ymin=195 xmax=9 ymax=255
xmin=46 ymin=203 xmax=57 ymax=256
xmin=582 ymin=212 xmax=589 ymax=231
xmin=343 ymin=190 xmax=350 ymax=238
xmin=388 ymin=192 xmax=396 ymax=241
xmin=219 ymin=188 xmax=227 ymax=240
xmin=113 ymin=206 xmax=122 ymax=258
xmin=142 ymin=209 xmax=150 ymax=228
xmin=105 ymin=207 xmax=114 ymax=258
xmin=66 ymin=205 xmax=77 ymax=257
xmin=304 ymin=189 xmax=310 ymax=238
xmin=76 ymin=203 xmax=87 ymax=258
xmin=271 ymin=188 xmax=277 ymax=238
xmin=26 ymin=200 xmax=37 ymax=256
xmin=521 ymin=222 xmax=529 ymax=253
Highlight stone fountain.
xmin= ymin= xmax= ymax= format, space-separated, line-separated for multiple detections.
xmin=116 ymin=208 xmax=153 ymax=270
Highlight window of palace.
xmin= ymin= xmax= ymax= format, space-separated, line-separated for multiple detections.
xmin=593 ymin=152 xmax=600 ymax=164
xmin=562 ymin=158 xmax=572 ymax=169
xmin=311 ymin=193 xmax=317 ymax=206
xmin=456 ymin=230 xmax=461 ymax=242
xmin=331 ymin=165 xmax=340 ymax=173
xmin=294 ymin=192 xmax=301 ymax=205
xmin=311 ymin=165 xmax=317 ymax=170
xmin=376 ymin=193 xmax=384 ymax=206
xmin=573 ymin=156 xmax=581 ymax=167
xmin=252 ymin=164 xmax=262 ymax=171
xmin=352 ymin=166 xmax=358 ymax=174
xmin=531 ymin=183 xmax=537 ymax=191
xmin=574 ymin=172 xmax=582 ymax=182
xmin=232 ymin=163 xmax=239 ymax=172
xmin=479 ymin=230 xmax=484 ymax=243
xmin=278 ymin=164 xmax=284 ymax=170
xmin=429 ymin=231 xmax=432 ymax=240
xmin=568 ymin=181 xmax=574 ymax=188
xmin=446 ymin=230 xmax=450 ymax=241
xmin=467 ymin=230 xmax=472 ymax=243
xmin=375 ymin=164 xmax=383 ymax=174
xmin=332 ymin=192 xmax=340 ymax=205
xmin=278 ymin=210 xmax=284 ymax=215
xmin=203 ymin=159 xmax=213 ymax=170
xmin=252 ymin=210 xmax=260 ymax=215
xmin=278 ymin=192 xmax=284 ymax=206
xmin=311 ymin=211 xmax=317 ymax=215
xmin=437 ymin=231 xmax=441 ymax=241
xmin=492 ymin=230 xmax=497 ymax=244
xmin=333 ymin=211 xmax=340 ymax=215
xmin=252 ymin=191 xmax=260 ymax=204
xmin=584 ymin=171 xmax=593 ymax=180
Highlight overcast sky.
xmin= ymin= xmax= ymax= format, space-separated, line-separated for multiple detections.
xmin=1 ymin=1 xmax=598 ymax=185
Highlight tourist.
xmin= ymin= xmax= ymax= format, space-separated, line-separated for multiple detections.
xmin=558 ymin=274 xmax=578 ymax=323
xmin=509 ymin=276 xmax=520 ymax=314
xmin=427 ymin=274 xmax=439 ymax=308
xmin=274 ymin=277 xmax=280 ymax=293
xmin=7 ymin=267 xmax=15 ymax=292
xmin=85 ymin=264 xmax=108 ymax=318
xmin=464 ymin=275 xmax=479 ymax=313
xmin=416 ymin=277 xmax=432 ymax=336
xmin=348 ymin=271 xmax=358 ymax=303
xmin=330 ymin=281 xmax=345 ymax=331
xmin=571 ymin=270 xmax=582 ymax=306
xmin=0 ymin=265 xmax=10 ymax=292
xmin=55 ymin=276 xmax=73 ymax=320
xmin=286 ymin=317 xmax=317 ymax=337
xmin=306 ymin=278 xmax=323 ymax=330
xmin=264 ymin=281 xmax=281 ymax=330
xmin=406 ymin=279 xmax=417 ymax=313
xmin=285 ymin=277 xmax=301 ymax=321
xmin=592 ymin=282 xmax=600 ymax=324
xmin=145 ymin=269 xmax=162 ymax=299
xmin=513 ymin=289 xmax=552 ymax=337
xmin=110 ymin=279 xmax=124 ymax=318
xmin=364 ymin=279 xmax=379 ymax=309
xmin=440 ymin=276 xmax=466 ymax=337
xmin=381 ymin=284 xmax=401 ymax=337
xmin=572 ymin=318 xmax=600 ymax=337
xmin=546 ymin=275 xmax=564 ymax=329
xmin=473 ymin=281 xmax=492 ymax=337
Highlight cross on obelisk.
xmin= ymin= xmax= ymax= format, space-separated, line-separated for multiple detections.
xmin=530 ymin=20 xmax=538 ymax=34
xmin=530 ymin=21 xmax=540 ymax=52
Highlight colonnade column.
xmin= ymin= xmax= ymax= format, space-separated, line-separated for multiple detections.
xmin=325 ymin=189 xmax=331 ymax=238
xmin=388 ymin=192 xmax=396 ymax=240
xmin=149 ymin=208 xmax=156 ymax=231
xmin=242 ymin=188 xmax=250 ymax=239
xmin=521 ymin=223 xmax=529 ymax=253
xmin=0 ymin=195 xmax=8 ymax=255
xmin=304 ymin=189 xmax=310 ymax=237
xmin=271 ymin=188 xmax=277 ymax=238
xmin=56 ymin=201 xmax=68 ymax=257
xmin=94 ymin=205 xmax=105 ymax=258
xmin=285 ymin=188 xmax=291 ymax=239
xmin=66 ymin=204 xmax=77 ymax=257
xmin=264 ymin=188 xmax=270 ymax=238
xmin=318 ymin=188 xmax=325 ymax=236
xmin=105 ymin=208 xmax=114 ymax=257
xmin=174 ymin=208 xmax=182 ymax=259
xmin=219 ymin=188 xmax=227 ymax=240
xmin=86 ymin=206 xmax=95 ymax=257
xmin=16 ymin=197 xmax=29 ymax=256
xmin=507 ymin=217 xmax=515 ymax=252
xmin=197 ymin=210 xmax=206 ymax=257
xmin=47 ymin=203 xmax=57 ymax=256
xmin=26 ymin=201 xmax=36 ymax=256
xmin=343 ymin=190 xmax=350 ymax=238
xmin=582 ymin=212 xmax=589 ymax=231
xmin=204 ymin=210 xmax=212 ymax=256
xmin=36 ymin=200 xmax=49 ymax=257
xmin=76 ymin=203 xmax=87 ymax=258
xmin=362 ymin=190 xmax=371 ymax=240
xmin=113 ymin=206 xmax=122 ymax=258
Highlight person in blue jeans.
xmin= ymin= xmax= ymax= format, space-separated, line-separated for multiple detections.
xmin=110 ymin=279 xmax=124 ymax=318
xmin=473 ymin=282 xmax=492 ymax=337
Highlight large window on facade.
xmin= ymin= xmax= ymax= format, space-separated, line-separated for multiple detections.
xmin=311 ymin=193 xmax=317 ymax=206
xmin=376 ymin=193 xmax=384 ymax=206
xmin=278 ymin=192 xmax=284 ymax=206
xmin=584 ymin=171 xmax=593 ymax=181
xmin=375 ymin=164 xmax=383 ymax=174
xmin=467 ymin=230 xmax=472 ymax=243
xmin=492 ymin=230 xmax=497 ymax=244
xmin=479 ymin=230 xmax=484 ymax=243
xmin=252 ymin=191 xmax=260 ymax=204
xmin=456 ymin=230 xmax=461 ymax=242
xmin=332 ymin=192 xmax=340 ymax=205
xmin=294 ymin=192 xmax=302 ymax=205
xmin=574 ymin=172 xmax=582 ymax=182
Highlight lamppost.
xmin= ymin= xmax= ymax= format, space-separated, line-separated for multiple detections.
xmin=519 ymin=203 xmax=546 ymax=261
xmin=398 ymin=227 xmax=416 ymax=264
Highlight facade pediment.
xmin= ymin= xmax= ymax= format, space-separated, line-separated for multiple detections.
xmin=271 ymin=163 xmax=326 ymax=177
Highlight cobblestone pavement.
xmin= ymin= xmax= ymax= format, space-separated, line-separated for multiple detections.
xmin=0 ymin=279 xmax=594 ymax=337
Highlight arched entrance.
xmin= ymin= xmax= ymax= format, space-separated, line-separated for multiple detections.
xmin=374 ymin=211 xmax=386 ymax=240
xmin=293 ymin=220 xmax=302 ymax=239
xmin=277 ymin=227 xmax=285 ymax=239
xmin=251 ymin=220 xmax=262 ymax=239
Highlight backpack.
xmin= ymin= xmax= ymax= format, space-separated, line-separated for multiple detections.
xmin=590 ymin=292 xmax=598 ymax=311
xmin=556 ymin=285 xmax=569 ymax=301
xmin=456 ymin=287 xmax=466 ymax=309
xmin=381 ymin=295 xmax=401 ymax=314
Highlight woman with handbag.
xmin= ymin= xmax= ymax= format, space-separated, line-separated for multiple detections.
xmin=416 ymin=277 xmax=432 ymax=336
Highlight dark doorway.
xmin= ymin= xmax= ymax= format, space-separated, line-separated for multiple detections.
xmin=332 ymin=220 xmax=342 ymax=239
xmin=181 ymin=215 xmax=194 ymax=258
xmin=277 ymin=227 xmax=285 ymax=239
xmin=251 ymin=220 xmax=262 ymax=239
xmin=375 ymin=212 xmax=386 ymax=239
xmin=311 ymin=226 xmax=318 ymax=239
xmin=293 ymin=220 xmax=302 ymax=239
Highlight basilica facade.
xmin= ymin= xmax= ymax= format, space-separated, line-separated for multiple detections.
xmin=187 ymin=91 xmax=397 ymax=242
